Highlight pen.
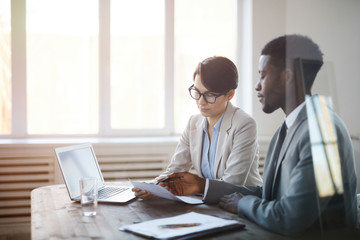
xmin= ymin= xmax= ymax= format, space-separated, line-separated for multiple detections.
xmin=158 ymin=223 xmax=201 ymax=229
xmin=155 ymin=176 xmax=170 ymax=185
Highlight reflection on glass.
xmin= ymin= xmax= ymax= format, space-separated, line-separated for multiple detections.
xmin=0 ymin=0 xmax=11 ymax=134
xmin=110 ymin=0 xmax=164 ymax=129
xmin=306 ymin=95 xmax=343 ymax=197
xmin=26 ymin=0 xmax=99 ymax=134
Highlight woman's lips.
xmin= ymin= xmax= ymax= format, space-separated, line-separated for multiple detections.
xmin=199 ymin=107 xmax=209 ymax=112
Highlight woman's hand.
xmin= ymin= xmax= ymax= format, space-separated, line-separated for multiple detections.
xmin=131 ymin=187 xmax=154 ymax=199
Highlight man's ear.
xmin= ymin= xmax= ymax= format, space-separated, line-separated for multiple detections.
xmin=227 ymin=89 xmax=235 ymax=101
xmin=285 ymin=68 xmax=294 ymax=82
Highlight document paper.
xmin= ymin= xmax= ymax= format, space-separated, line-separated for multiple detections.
xmin=120 ymin=211 xmax=245 ymax=240
xmin=130 ymin=180 xmax=203 ymax=204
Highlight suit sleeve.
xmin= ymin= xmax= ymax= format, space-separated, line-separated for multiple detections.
xmin=203 ymin=179 xmax=262 ymax=204
xmin=236 ymin=132 xmax=319 ymax=235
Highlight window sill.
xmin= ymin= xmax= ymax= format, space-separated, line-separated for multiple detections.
xmin=0 ymin=136 xmax=181 ymax=146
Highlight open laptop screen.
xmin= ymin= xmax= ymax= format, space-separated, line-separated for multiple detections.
xmin=57 ymin=145 xmax=104 ymax=198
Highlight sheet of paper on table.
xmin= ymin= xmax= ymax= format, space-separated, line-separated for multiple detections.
xmin=120 ymin=211 xmax=245 ymax=240
xmin=130 ymin=180 xmax=204 ymax=204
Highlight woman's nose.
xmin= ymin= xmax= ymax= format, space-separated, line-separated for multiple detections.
xmin=198 ymin=95 xmax=207 ymax=104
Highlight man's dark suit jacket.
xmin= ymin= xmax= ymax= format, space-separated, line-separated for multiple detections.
xmin=203 ymin=97 xmax=358 ymax=236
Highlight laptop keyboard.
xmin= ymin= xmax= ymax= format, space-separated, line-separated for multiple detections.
xmin=98 ymin=186 xmax=128 ymax=199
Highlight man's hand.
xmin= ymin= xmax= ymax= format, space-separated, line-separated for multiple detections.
xmin=160 ymin=172 xmax=205 ymax=196
xmin=219 ymin=192 xmax=243 ymax=214
xmin=131 ymin=187 xmax=154 ymax=199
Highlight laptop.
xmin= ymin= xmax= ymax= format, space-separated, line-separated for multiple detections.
xmin=54 ymin=143 xmax=136 ymax=203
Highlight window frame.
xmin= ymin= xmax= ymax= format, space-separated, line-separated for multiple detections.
xmin=8 ymin=0 xmax=251 ymax=138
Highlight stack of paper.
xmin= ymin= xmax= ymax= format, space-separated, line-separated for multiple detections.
xmin=120 ymin=212 xmax=245 ymax=240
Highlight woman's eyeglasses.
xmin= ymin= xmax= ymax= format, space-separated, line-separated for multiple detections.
xmin=188 ymin=85 xmax=227 ymax=104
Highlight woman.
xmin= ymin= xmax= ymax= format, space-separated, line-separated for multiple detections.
xmin=133 ymin=56 xmax=262 ymax=198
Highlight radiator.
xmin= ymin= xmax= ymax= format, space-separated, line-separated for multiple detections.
xmin=258 ymin=137 xmax=270 ymax=176
xmin=0 ymin=156 xmax=55 ymax=227
xmin=93 ymin=143 xmax=176 ymax=181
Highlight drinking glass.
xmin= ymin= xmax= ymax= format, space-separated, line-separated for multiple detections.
xmin=80 ymin=177 xmax=98 ymax=216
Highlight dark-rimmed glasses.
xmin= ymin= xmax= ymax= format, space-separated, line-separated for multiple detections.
xmin=188 ymin=85 xmax=228 ymax=104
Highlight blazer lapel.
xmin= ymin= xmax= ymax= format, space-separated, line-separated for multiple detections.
xmin=213 ymin=103 xmax=234 ymax=177
xmin=192 ymin=117 xmax=206 ymax=177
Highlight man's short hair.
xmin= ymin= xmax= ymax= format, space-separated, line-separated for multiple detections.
xmin=261 ymin=34 xmax=323 ymax=93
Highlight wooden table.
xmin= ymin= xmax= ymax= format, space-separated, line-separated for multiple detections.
xmin=31 ymin=184 xmax=289 ymax=240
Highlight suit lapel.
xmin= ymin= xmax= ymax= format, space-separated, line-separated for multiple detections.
xmin=263 ymin=126 xmax=282 ymax=200
xmin=271 ymin=107 xmax=308 ymax=196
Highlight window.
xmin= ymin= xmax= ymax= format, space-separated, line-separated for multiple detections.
xmin=4 ymin=0 xmax=241 ymax=137
xmin=110 ymin=0 xmax=165 ymax=131
xmin=174 ymin=0 xmax=236 ymax=133
xmin=26 ymin=0 xmax=99 ymax=134
xmin=0 ymin=0 xmax=11 ymax=135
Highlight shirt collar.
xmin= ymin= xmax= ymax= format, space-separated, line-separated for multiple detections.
xmin=214 ymin=113 xmax=225 ymax=131
xmin=202 ymin=113 xmax=225 ymax=132
xmin=285 ymin=102 xmax=306 ymax=130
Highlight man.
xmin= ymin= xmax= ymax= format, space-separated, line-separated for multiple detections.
xmin=163 ymin=34 xmax=358 ymax=237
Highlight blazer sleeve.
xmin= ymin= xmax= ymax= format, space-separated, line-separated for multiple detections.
xmin=155 ymin=116 xmax=195 ymax=181
xmin=218 ymin=110 xmax=263 ymax=186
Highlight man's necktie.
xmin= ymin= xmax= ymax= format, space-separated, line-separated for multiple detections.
xmin=273 ymin=122 xmax=287 ymax=169
xmin=270 ymin=121 xmax=287 ymax=199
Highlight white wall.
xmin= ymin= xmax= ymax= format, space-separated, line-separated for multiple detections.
xmin=252 ymin=0 xmax=287 ymax=136
xmin=251 ymin=0 xmax=360 ymax=137
xmin=286 ymin=0 xmax=360 ymax=138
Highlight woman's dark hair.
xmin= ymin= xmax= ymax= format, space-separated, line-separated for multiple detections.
xmin=193 ymin=56 xmax=238 ymax=93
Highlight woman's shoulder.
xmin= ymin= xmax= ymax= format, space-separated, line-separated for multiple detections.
xmin=228 ymin=104 xmax=256 ymax=124
xmin=187 ymin=113 xmax=205 ymax=125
